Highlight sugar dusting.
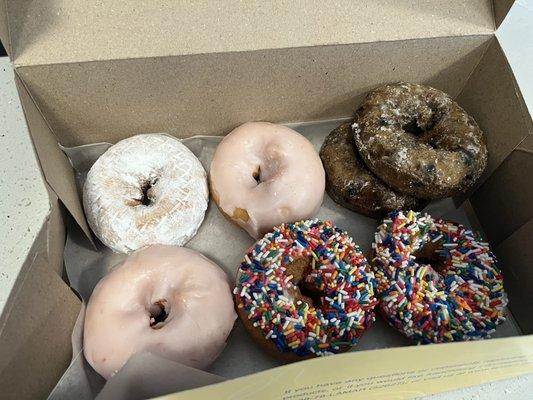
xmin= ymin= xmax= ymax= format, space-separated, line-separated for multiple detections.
xmin=83 ymin=134 xmax=208 ymax=253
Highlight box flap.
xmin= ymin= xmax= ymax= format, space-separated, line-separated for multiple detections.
xmin=456 ymin=36 xmax=533 ymax=203
xmin=470 ymin=135 xmax=533 ymax=247
xmin=493 ymin=217 xmax=533 ymax=334
xmin=17 ymin=34 xmax=491 ymax=146
xmin=13 ymin=72 xmax=94 ymax=244
xmin=5 ymin=0 xmax=495 ymax=66
xmin=493 ymin=0 xmax=515 ymax=27
xmin=0 ymin=194 xmax=81 ymax=399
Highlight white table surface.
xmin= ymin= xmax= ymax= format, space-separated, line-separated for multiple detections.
xmin=0 ymin=0 xmax=531 ymax=398
xmin=0 ymin=57 xmax=49 ymax=312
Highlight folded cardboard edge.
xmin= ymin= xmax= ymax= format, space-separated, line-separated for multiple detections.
xmin=470 ymin=137 xmax=533 ymax=247
xmin=493 ymin=217 xmax=533 ymax=334
xmin=13 ymin=71 xmax=94 ymax=245
xmin=48 ymin=188 xmax=68 ymax=278
xmin=0 ymin=0 xmax=11 ymax=58
xmin=0 ymin=186 xmax=81 ymax=399
xmin=517 ymin=133 xmax=533 ymax=152
xmin=456 ymin=35 xmax=533 ymax=206
xmin=493 ymin=0 xmax=515 ymax=28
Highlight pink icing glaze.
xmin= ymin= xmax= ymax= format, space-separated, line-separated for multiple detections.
xmin=83 ymin=245 xmax=236 ymax=379
xmin=210 ymin=122 xmax=325 ymax=238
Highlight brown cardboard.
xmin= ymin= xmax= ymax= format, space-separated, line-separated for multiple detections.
xmin=493 ymin=0 xmax=515 ymax=27
xmin=0 ymin=0 xmax=10 ymax=57
xmin=457 ymin=37 xmax=533 ymax=201
xmin=46 ymin=186 xmax=68 ymax=277
xmin=14 ymin=73 xmax=93 ymax=243
xmin=6 ymin=0 xmax=495 ymax=67
xmin=16 ymin=34 xmax=490 ymax=146
xmin=494 ymin=217 xmax=533 ymax=334
xmin=517 ymin=132 xmax=533 ymax=152
xmin=0 ymin=200 xmax=81 ymax=399
xmin=470 ymin=138 xmax=533 ymax=247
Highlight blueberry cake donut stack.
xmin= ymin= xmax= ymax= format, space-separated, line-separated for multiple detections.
xmin=321 ymin=82 xmax=488 ymax=218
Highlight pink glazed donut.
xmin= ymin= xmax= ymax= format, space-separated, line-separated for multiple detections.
xmin=83 ymin=245 xmax=236 ymax=379
xmin=210 ymin=122 xmax=325 ymax=238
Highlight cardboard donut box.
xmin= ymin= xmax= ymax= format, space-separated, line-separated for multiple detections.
xmin=1 ymin=1 xmax=532 ymax=399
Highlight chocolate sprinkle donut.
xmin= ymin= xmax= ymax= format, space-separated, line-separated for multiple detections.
xmin=353 ymin=82 xmax=487 ymax=199
xmin=320 ymin=123 xmax=424 ymax=218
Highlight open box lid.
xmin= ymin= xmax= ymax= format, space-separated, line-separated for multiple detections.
xmin=0 ymin=0 xmax=514 ymax=66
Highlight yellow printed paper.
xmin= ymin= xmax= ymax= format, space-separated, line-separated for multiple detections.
xmin=159 ymin=335 xmax=533 ymax=400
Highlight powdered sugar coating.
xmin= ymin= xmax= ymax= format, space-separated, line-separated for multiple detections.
xmin=83 ymin=134 xmax=208 ymax=253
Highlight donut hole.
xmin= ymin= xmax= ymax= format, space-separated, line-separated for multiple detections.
xmin=402 ymin=119 xmax=425 ymax=137
xmin=127 ymin=177 xmax=159 ymax=207
xmin=402 ymin=118 xmax=442 ymax=150
xmin=284 ymin=257 xmax=323 ymax=307
xmin=148 ymin=299 xmax=169 ymax=329
xmin=413 ymin=241 xmax=448 ymax=275
xmin=252 ymin=166 xmax=261 ymax=184
xmin=139 ymin=178 xmax=158 ymax=206
xmin=255 ymin=151 xmax=285 ymax=184
xmin=298 ymin=282 xmax=323 ymax=306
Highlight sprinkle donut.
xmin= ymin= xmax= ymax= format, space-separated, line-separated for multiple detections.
xmin=372 ymin=210 xmax=507 ymax=343
xmin=234 ymin=219 xmax=377 ymax=361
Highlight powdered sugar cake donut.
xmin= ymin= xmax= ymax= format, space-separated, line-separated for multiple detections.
xmin=83 ymin=134 xmax=208 ymax=253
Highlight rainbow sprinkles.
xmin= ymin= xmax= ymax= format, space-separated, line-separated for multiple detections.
xmin=234 ymin=219 xmax=377 ymax=358
xmin=372 ymin=210 xmax=507 ymax=344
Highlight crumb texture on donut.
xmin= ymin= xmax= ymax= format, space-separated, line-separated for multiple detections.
xmin=372 ymin=210 xmax=507 ymax=344
xmin=209 ymin=122 xmax=325 ymax=238
xmin=234 ymin=220 xmax=377 ymax=360
xmin=354 ymin=82 xmax=487 ymax=199
xmin=320 ymin=123 xmax=423 ymax=217
xmin=83 ymin=245 xmax=236 ymax=379
xmin=83 ymin=133 xmax=208 ymax=253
